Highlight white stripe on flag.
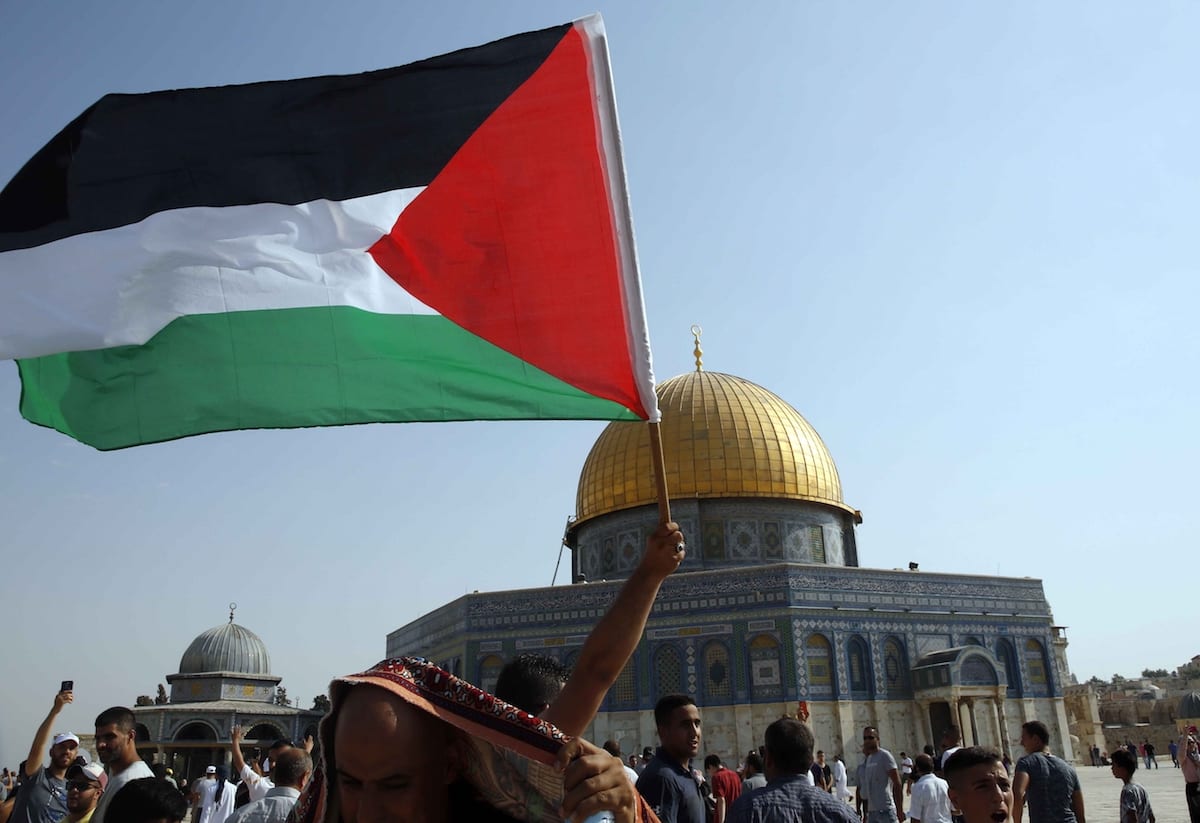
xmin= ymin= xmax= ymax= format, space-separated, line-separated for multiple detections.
xmin=0 ymin=187 xmax=433 ymax=359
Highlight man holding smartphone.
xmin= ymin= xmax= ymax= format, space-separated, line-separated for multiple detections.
xmin=10 ymin=686 xmax=77 ymax=823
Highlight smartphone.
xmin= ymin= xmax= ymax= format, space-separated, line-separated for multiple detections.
xmin=61 ymin=680 xmax=74 ymax=692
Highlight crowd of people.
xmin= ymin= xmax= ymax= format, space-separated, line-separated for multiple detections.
xmin=2 ymin=521 xmax=1197 ymax=823
xmin=1085 ymin=738 xmax=1176 ymax=770
xmin=3 ymin=669 xmax=1198 ymax=823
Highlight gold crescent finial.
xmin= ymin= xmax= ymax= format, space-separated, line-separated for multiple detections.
xmin=229 ymin=601 xmax=238 ymax=624
xmin=691 ymin=324 xmax=703 ymax=372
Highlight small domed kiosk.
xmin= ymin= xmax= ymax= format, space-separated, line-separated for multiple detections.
xmin=133 ymin=607 xmax=323 ymax=781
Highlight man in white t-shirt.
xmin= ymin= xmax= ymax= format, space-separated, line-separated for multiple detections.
xmin=938 ymin=727 xmax=962 ymax=775
xmin=191 ymin=767 xmax=218 ymax=818
xmin=91 ymin=706 xmax=154 ymax=823
xmin=908 ymin=754 xmax=952 ymax=823
xmin=230 ymin=726 xmax=314 ymax=803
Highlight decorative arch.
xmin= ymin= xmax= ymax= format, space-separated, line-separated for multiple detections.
xmin=1024 ymin=638 xmax=1051 ymax=696
xmin=654 ymin=645 xmax=683 ymax=698
xmin=245 ymin=722 xmax=285 ymax=744
xmin=996 ymin=638 xmax=1022 ymax=697
xmin=963 ymin=636 xmax=984 ymax=647
xmin=847 ymin=635 xmax=873 ymax=697
xmin=478 ymin=654 xmax=504 ymax=695
xmin=961 ymin=654 xmax=999 ymax=686
xmin=702 ymin=641 xmax=732 ymax=704
xmin=174 ymin=720 xmax=218 ymax=741
xmin=749 ymin=634 xmax=782 ymax=700
xmin=134 ymin=723 xmax=152 ymax=742
xmin=806 ymin=634 xmax=834 ymax=697
xmin=883 ymin=636 xmax=911 ymax=696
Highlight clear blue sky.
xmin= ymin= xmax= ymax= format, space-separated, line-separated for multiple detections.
xmin=2 ymin=1 xmax=1197 ymax=768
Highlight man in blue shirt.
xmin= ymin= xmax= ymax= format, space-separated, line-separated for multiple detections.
xmin=635 ymin=695 xmax=707 ymax=823
xmin=727 ymin=718 xmax=859 ymax=823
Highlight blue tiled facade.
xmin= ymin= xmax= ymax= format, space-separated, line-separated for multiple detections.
xmin=387 ymin=556 xmax=1063 ymax=710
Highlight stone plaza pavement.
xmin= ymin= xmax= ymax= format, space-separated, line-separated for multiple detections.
xmin=877 ymin=758 xmax=1190 ymax=820
xmin=1072 ymin=759 xmax=1188 ymax=822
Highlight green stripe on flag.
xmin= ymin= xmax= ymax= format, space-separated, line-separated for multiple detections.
xmin=18 ymin=306 xmax=639 ymax=450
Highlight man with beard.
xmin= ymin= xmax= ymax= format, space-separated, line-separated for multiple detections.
xmin=636 ymin=695 xmax=706 ymax=823
xmin=90 ymin=707 xmax=153 ymax=823
xmin=62 ymin=763 xmax=106 ymax=823
xmin=859 ymin=726 xmax=906 ymax=823
xmin=11 ymin=688 xmax=77 ymax=823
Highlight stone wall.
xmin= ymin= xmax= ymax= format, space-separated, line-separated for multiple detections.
xmin=1101 ymin=725 xmax=1182 ymax=760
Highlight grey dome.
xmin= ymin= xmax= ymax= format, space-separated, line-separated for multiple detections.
xmin=178 ymin=622 xmax=271 ymax=675
xmin=1180 ymin=691 xmax=1200 ymax=718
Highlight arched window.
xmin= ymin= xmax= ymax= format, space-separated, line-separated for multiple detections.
xmin=655 ymin=645 xmax=683 ymax=697
xmin=1024 ymin=639 xmax=1051 ymax=696
xmin=609 ymin=658 xmax=637 ymax=708
xmin=703 ymin=642 xmax=732 ymax=703
xmin=806 ymin=634 xmax=834 ymax=697
xmin=749 ymin=635 xmax=783 ymax=700
xmin=963 ymin=636 xmax=984 ymax=647
xmin=883 ymin=637 xmax=911 ymax=696
xmin=809 ymin=526 xmax=826 ymax=563
xmin=479 ymin=654 xmax=504 ymax=695
xmin=847 ymin=635 xmax=873 ymax=697
xmin=996 ymin=638 xmax=1022 ymax=697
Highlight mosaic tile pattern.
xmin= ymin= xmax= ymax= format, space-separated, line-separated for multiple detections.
xmin=572 ymin=498 xmax=857 ymax=579
xmin=391 ymin=563 xmax=1061 ymax=711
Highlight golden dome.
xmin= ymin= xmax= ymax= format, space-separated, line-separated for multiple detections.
xmin=575 ymin=370 xmax=854 ymax=524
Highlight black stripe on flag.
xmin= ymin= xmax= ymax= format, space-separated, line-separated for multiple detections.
xmin=0 ymin=23 xmax=572 ymax=253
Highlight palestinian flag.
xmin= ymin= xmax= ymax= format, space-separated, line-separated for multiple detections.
xmin=0 ymin=15 xmax=658 ymax=450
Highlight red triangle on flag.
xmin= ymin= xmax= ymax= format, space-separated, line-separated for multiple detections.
xmin=368 ymin=25 xmax=645 ymax=418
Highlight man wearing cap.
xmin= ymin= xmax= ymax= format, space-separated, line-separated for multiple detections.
xmin=191 ymin=765 xmax=219 ymax=821
xmin=63 ymin=763 xmax=106 ymax=823
xmin=11 ymin=688 xmax=76 ymax=823
xmin=90 ymin=706 xmax=153 ymax=823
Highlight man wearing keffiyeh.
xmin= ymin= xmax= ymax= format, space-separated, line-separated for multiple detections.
xmin=287 ymin=658 xmax=659 ymax=823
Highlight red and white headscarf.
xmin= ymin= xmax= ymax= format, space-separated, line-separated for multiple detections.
xmin=288 ymin=657 xmax=658 ymax=823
